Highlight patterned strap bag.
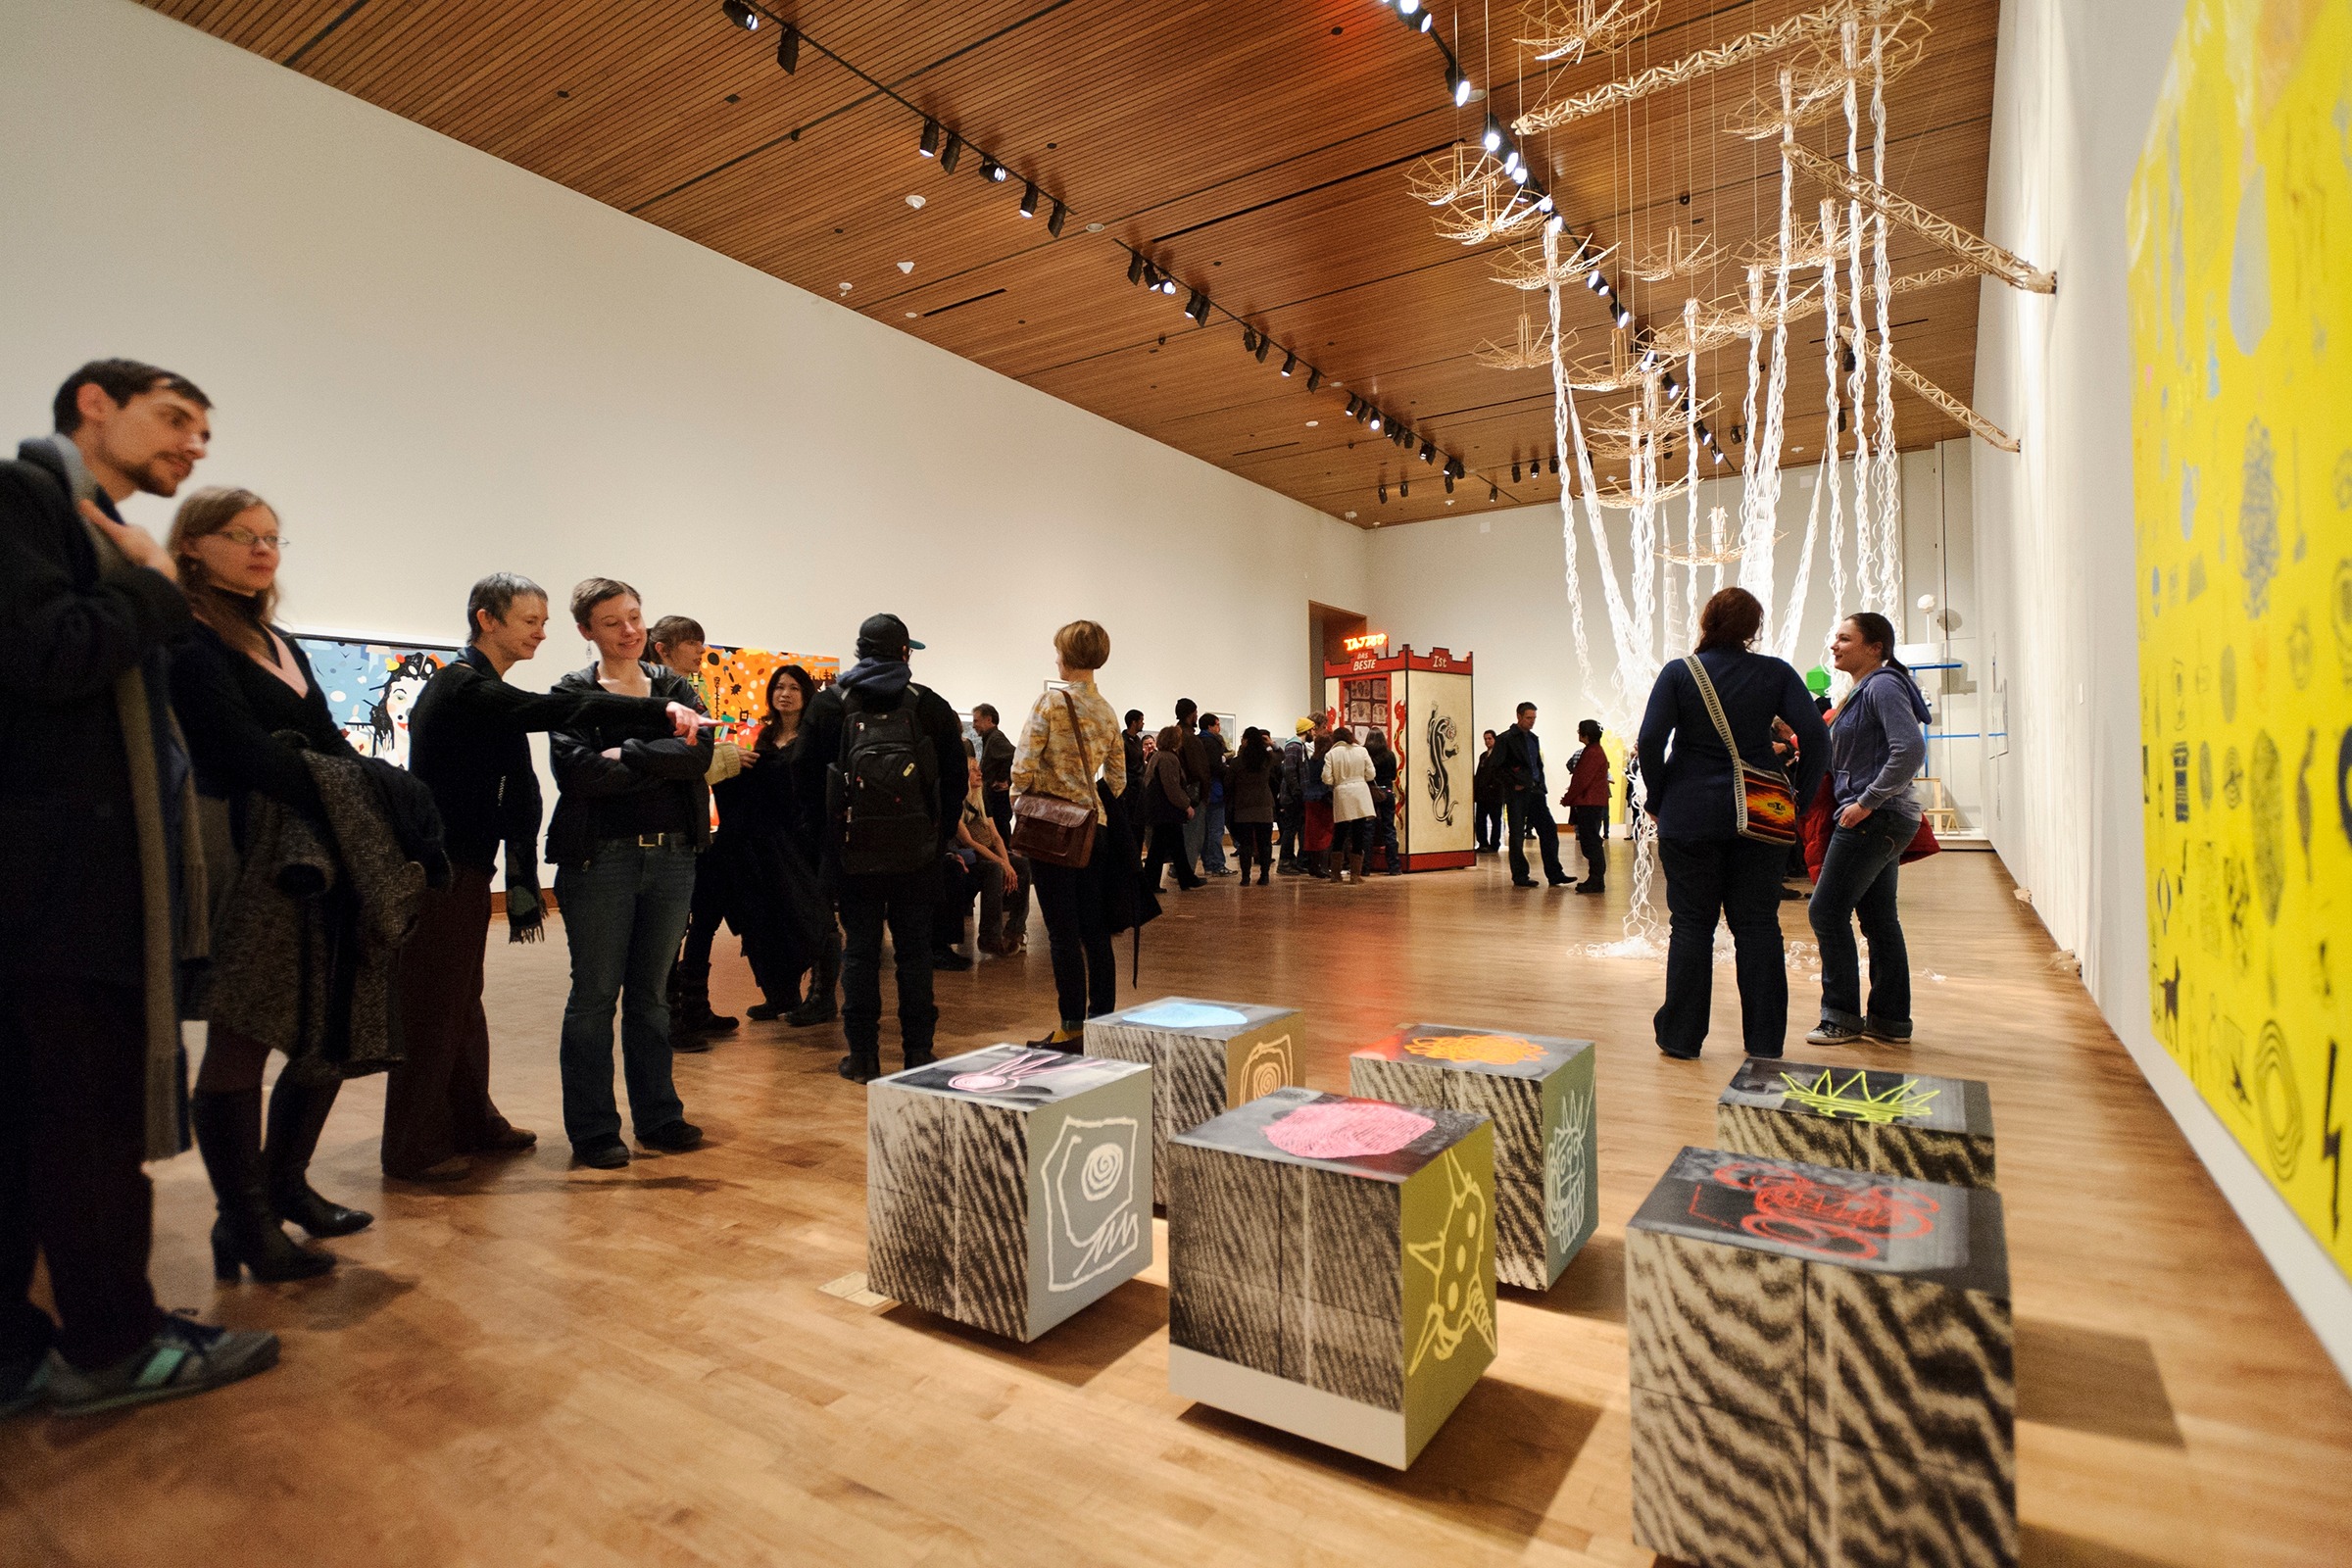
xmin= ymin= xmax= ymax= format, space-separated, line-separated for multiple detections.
xmin=1008 ymin=690 xmax=1100 ymax=868
xmin=1682 ymin=654 xmax=1799 ymax=845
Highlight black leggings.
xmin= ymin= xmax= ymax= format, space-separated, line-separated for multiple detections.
xmin=1147 ymin=822 xmax=1201 ymax=890
xmin=1032 ymin=840 xmax=1115 ymax=1028
xmin=1231 ymin=822 xmax=1273 ymax=878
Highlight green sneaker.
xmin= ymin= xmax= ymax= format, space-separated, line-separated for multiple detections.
xmin=44 ymin=1313 xmax=278 ymax=1417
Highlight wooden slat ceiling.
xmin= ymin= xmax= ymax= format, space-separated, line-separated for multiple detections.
xmin=146 ymin=0 xmax=2003 ymax=528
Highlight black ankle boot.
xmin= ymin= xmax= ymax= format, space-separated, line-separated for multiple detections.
xmin=267 ymin=1075 xmax=373 ymax=1237
xmin=837 ymin=1047 xmax=882 ymax=1084
xmin=192 ymin=1089 xmax=334 ymax=1283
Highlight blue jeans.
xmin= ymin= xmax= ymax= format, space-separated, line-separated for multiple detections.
xmin=1200 ymin=793 xmax=1229 ymax=873
xmin=1808 ymin=809 xmax=1914 ymax=1036
xmin=554 ymin=841 xmax=698 ymax=1150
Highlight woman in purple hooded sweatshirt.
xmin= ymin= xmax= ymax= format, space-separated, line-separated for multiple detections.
xmin=1806 ymin=612 xmax=1931 ymax=1047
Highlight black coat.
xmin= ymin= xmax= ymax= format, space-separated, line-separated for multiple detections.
xmin=792 ymin=675 xmax=966 ymax=893
xmin=0 ymin=439 xmax=194 ymax=987
xmin=545 ymin=662 xmax=714 ymax=864
xmin=1636 ymin=649 xmax=1831 ymax=842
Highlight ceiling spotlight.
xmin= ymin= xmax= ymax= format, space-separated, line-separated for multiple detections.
xmin=1345 ymin=396 xmax=1360 ymax=418
xmin=1714 ymin=450 xmax=1727 ymax=464
xmin=1446 ymin=457 xmax=1465 ymax=479
xmin=1509 ymin=163 xmax=1529 ymax=185
xmin=1641 ymin=350 xmax=1658 ymax=370
xmin=1511 ymin=462 xmax=1521 ymax=482
xmin=1445 ymin=472 xmax=1455 ymax=493
xmin=1399 ymin=0 xmax=1420 ymax=13
xmin=1186 ymin=289 xmax=1210 ymax=325
xmin=1280 ymin=352 xmax=1297 ymax=377
xmin=1160 ymin=274 xmax=1179 ymax=295
xmin=1502 ymin=147 xmax=1520 ymax=175
xmin=775 ymin=24 xmax=800 ymax=71
xmin=1420 ymin=442 xmax=1436 ymax=465
xmin=1048 ymin=203 xmax=1066 ymax=238
xmin=1369 ymin=412 xmax=1383 ymax=432
xmin=919 ymin=121 xmax=941 ymax=158
xmin=1379 ymin=483 xmax=1389 ymax=503
xmin=1305 ymin=367 xmax=1322 ymax=392
xmin=1242 ymin=326 xmax=1259 ymax=354
xmin=1398 ymin=479 xmax=1409 ymax=498
xmin=1418 ymin=11 xmax=1434 ymax=31
xmin=1128 ymin=252 xmax=1146 ymax=285
xmin=1616 ymin=306 xmax=1635 ymax=328
xmin=941 ymin=133 xmax=963 ymax=173
xmin=979 ymin=156 xmax=1004 ymax=182
xmin=1549 ymin=454 xmax=1560 ymax=473
xmin=1537 ymin=194 xmax=1555 ymax=214
xmin=720 ymin=0 xmax=759 ymax=30
xmin=1255 ymin=335 xmax=1271 ymax=364
xmin=1587 ymin=271 xmax=1606 ymax=292
xmin=1483 ymin=117 xmax=1504 ymax=153
xmin=1447 ymin=67 xmax=1473 ymax=108
xmin=1489 ymin=482 xmax=1500 ymax=501
xmin=1019 ymin=181 xmax=1040 ymax=218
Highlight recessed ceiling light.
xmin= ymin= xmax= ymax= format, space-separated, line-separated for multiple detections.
xmin=906 ymin=194 xmax=926 ymax=209
xmin=1086 ymin=221 xmax=1103 ymax=233
xmin=897 ymin=261 xmax=913 ymax=273
xmin=1345 ymin=510 xmax=1357 ymax=519
xmin=838 ymin=281 xmax=852 ymax=292
xmin=1305 ymin=419 xmax=1318 ymax=427
xmin=904 ymin=311 xmax=917 ymax=318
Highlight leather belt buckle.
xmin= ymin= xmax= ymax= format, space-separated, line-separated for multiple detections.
xmin=637 ymin=832 xmax=667 ymax=849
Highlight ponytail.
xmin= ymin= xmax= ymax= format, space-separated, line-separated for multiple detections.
xmin=1845 ymin=612 xmax=1903 ymax=673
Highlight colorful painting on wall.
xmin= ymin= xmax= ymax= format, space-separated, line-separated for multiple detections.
xmin=293 ymin=634 xmax=464 ymax=768
xmin=2129 ymin=0 xmax=2352 ymax=1277
xmin=692 ymin=646 xmax=841 ymax=737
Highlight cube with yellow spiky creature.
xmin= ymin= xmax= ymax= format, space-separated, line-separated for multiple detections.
xmin=1165 ymin=1087 xmax=1496 ymax=1468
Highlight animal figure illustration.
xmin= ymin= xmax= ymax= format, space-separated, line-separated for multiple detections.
xmin=1425 ymin=709 xmax=1460 ymax=825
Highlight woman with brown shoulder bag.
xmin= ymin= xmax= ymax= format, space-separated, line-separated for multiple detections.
xmin=1008 ymin=620 xmax=1128 ymax=1048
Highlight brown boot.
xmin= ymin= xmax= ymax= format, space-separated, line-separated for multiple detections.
xmin=1346 ymin=852 xmax=1365 ymax=884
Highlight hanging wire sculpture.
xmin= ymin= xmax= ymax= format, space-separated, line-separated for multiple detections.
xmin=1782 ymin=140 xmax=2057 ymax=293
xmin=1516 ymin=0 xmax=1660 ymax=64
xmin=1626 ymin=226 xmax=1726 ymax=283
xmin=1409 ymin=146 xmax=1550 ymax=246
xmin=1494 ymin=236 xmax=1611 ymax=291
xmin=1474 ymin=314 xmax=1569 ymax=370
xmin=1719 ymin=10 xmax=1932 ymax=138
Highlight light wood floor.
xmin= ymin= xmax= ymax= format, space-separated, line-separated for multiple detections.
xmin=5 ymin=846 xmax=2349 ymax=1566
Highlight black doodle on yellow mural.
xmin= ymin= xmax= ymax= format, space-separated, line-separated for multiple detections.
xmin=2251 ymin=731 xmax=2284 ymax=923
xmin=2254 ymin=1021 xmax=2304 ymax=1181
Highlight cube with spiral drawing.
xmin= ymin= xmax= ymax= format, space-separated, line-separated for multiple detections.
xmin=1627 ymin=1147 xmax=2015 ymax=1568
xmin=866 ymin=1045 xmax=1153 ymax=1343
xmin=1165 ymin=1087 xmax=1495 ymax=1469
xmin=1348 ymin=1023 xmax=1597 ymax=1291
xmin=1084 ymin=997 xmax=1304 ymax=1205
xmin=1716 ymin=1056 xmax=1998 ymax=1188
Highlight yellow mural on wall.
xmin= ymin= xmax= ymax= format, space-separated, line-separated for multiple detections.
xmin=2130 ymin=0 xmax=2352 ymax=1277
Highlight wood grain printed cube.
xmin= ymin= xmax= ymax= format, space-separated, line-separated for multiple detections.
xmin=1715 ymin=1056 xmax=1997 ymax=1188
xmin=1349 ymin=1022 xmax=1597 ymax=1290
xmin=1626 ymin=1147 xmax=2014 ymax=1568
xmin=1166 ymin=1087 xmax=1495 ymax=1469
xmin=867 ymin=1045 xmax=1153 ymax=1343
xmin=1085 ymin=997 xmax=1303 ymax=1205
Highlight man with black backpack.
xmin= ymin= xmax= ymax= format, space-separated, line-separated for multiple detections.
xmin=793 ymin=613 xmax=966 ymax=1084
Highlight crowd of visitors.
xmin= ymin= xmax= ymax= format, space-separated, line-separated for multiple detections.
xmin=2 ymin=357 xmax=1927 ymax=1425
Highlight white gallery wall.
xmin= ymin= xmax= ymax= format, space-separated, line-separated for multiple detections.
xmin=1972 ymin=0 xmax=2352 ymax=1368
xmin=0 ymin=0 xmax=1364 ymax=734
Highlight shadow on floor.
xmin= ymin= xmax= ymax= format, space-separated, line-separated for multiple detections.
xmin=2020 ymin=1522 xmax=2193 ymax=1567
xmin=2015 ymin=1318 xmax=2183 ymax=1448
xmin=1177 ymin=1375 xmax=1602 ymax=1544
xmin=1506 ymin=1233 xmax=1626 ymax=1325
xmin=878 ymin=1277 xmax=1167 ymax=1389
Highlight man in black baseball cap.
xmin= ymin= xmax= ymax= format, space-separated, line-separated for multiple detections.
xmin=855 ymin=612 xmax=924 ymax=657
xmin=793 ymin=612 xmax=963 ymax=1081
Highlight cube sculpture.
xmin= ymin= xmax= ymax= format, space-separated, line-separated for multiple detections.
xmin=1084 ymin=997 xmax=1304 ymax=1206
xmin=1627 ymin=1147 xmax=2015 ymax=1568
xmin=1716 ymin=1056 xmax=1998 ymax=1188
xmin=1166 ymin=1087 xmax=1496 ymax=1469
xmin=1349 ymin=1022 xmax=1598 ymax=1291
xmin=867 ymin=1045 xmax=1153 ymax=1343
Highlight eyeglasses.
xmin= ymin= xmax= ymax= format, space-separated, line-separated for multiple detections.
xmin=219 ymin=528 xmax=286 ymax=550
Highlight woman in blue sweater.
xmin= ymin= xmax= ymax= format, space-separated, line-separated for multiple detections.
xmin=1806 ymin=612 xmax=1931 ymax=1047
xmin=1637 ymin=588 xmax=1832 ymax=1059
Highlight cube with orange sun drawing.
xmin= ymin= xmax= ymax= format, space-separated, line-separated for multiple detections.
xmin=1350 ymin=1024 xmax=1598 ymax=1291
xmin=1165 ymin=1087 xmax=1496 ymax=1468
